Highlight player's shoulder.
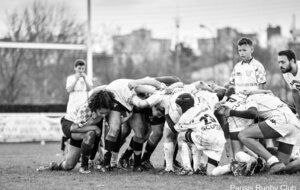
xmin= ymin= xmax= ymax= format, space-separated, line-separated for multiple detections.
xmin=67 ymin=74 xmax=75 ymax=79
xmin=251 ymin=58 xmax=264 ymax=67
xmin=233 ymin=61 xmax=243 ymax=68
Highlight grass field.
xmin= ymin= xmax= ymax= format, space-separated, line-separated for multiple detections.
xmin=1 ymin=142 xmax=300 ymax=190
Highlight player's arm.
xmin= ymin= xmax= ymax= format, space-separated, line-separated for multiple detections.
xmin=218 ymin=86 xmax=235 ymax=104
xmin=81 ymin=73 xmax=93 ymax=91
xmin=224 ymin=106 xmax=258 ymax=119
xmin=66 ymin=75 xmax=80 ymax=93
xmin=292 ymin=89 xmax=300 ymax=117
xmin=129 ymin=78 xmax=165 ymax=90
xmin=134 ymin=85 xmax=157 ymax=95
xmin=193 ymin=81 xmax=213 ymax=92
xmin=70 ymin=123 xmax=101 ymax=135
xmin=131 ymin=93 xmax=163 ymax=108
xmin=165 ymin=82 xmax=184 ymax=94
xmin=242 ymin=89 xmax=272 ymax=95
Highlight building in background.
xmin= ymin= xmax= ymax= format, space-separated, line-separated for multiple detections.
xmin=194 ymin=27 xmax=258 ymax=85
xmin=112 ymin=28 xmax=171 ymax=65
xmin=267 ymin=25 xmax=281 ymax=41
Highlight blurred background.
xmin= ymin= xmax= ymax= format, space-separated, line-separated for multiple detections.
xmin=0 ymin=0 xmax=299 ymax=105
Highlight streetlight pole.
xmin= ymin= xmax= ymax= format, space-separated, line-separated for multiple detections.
xmin=87 ymin=0 xmax=93 ymax=81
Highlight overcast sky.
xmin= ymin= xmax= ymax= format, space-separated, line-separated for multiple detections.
xmin=0 ymin=0 xmax=299 ymax=50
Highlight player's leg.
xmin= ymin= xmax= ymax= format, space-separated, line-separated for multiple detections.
xmin=141 ymin=122 xmax=164 ymax=170
xmin=215 ymin=111 xmax=232 ymax=159
xmin=128 ymin=112 xmax=147 ymax=171
xmin=285 ymin=138 xmax=300 ymax=174
xmin=60 ymin=135 xmax=69 ymax=156
xmin=238 ymin=122 xmax=284 ymax=174
xmin=191 ymin=144 xmax=202 ymax=172
xmin=177 ymin=131 xmax=193 ymax=175
xmin=63 ymin=139 xmax=83 ymax=170
xmin=102 ymin=110 xmax=122 ymax=171
xmin=161 ymin=123 xmax=177 ymax=173
xmin=285 ymin=158 xmax=300 ymax=174
xmin=118 ymin=122 xmax=134 ymax=169
xmin=75 ymin=130 xmax=96 ymax=173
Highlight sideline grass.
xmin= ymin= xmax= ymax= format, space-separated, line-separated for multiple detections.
xmin=0 ymin=142 xmax=299 ymax=190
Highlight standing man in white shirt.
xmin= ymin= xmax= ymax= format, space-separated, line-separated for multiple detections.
xmin=61 ymin=59 xmax=93 ymax=155
xmin=66 ymin=59 xmax=93 ymax=113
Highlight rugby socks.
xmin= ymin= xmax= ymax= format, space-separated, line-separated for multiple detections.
xmin=103 ymin=151 xmax=112 ymax=167
xmin=173 ymin=143 xmax=179 ymax=162
xmin=164 ymin=142 xmax=175 ymax=171
xmin=211 ymin=164 xmax=231 ymax=176
xmin=90 ymin=136 xmax=101 ymax=160
xmin=81 ymin=142 xmax=93 ymax=167
xmin=191 ymin=145 xmax=201 ymax=170
xmin=121 ymin=138 xmax=134 ymax=160
xmin=111 ymin=152 xmax=119 ymax=167
xmin=141 ymin=140 xmax=156 ymax=162
xmin=104 ymin=139 xmax=117 ymax=166
xmin=132 ymin=139 xmax=143 ymax=167
xmin=267 ymin=156 xmax=280 ymax=166
xmin=235 ymin=151 xmax=251 ymax=163
xmin=179 ymin=142 xmax=192 ymax=170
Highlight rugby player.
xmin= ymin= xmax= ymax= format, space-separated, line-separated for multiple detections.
xmin=37 ymin=89 xmax=115 ymax=173
xmin=174 ymin=93 xmax=228 ymax=175
xmin=101 ymin=77 xmax=166 ymax=172
xmin=222 ymin=92 xmax=300 ymax=174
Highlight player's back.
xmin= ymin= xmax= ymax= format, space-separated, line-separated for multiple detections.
xmin=247 ymin=93 xmax=293 ymax=119
xmin=193 ymin=90 xmax=219 ymax=110
xmin=106 ymin=79 xmax=133 ymax=110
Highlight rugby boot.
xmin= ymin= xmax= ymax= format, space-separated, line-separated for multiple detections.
xmin=36 ymin=162 xmax=59 ymax=172
xmin=245 ymin=157 xmax=258 ymax=176
xmin=254 ymin=157 xmax=266 ymax=174
xmin=118 ymin=156 xmax=130 ymax=170
xmin=132 ymin=165 xmax=144 ymax=172
xmin=159 ymin=169 xmax=175 ymax=175
xmin=79 ymin=165 xmax=91 ymax=174
xmin=268 ymin=162 xmax=285 ymax=174
xmin=194 ymin=163 xmax=207 ymax=175
xmin=176 ymin=167 xmax=194 ymax=176
xmin=141 ymin=159 xmax=155 ymax=171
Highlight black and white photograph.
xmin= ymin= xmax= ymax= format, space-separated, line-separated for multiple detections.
xmin=0 ymin=0 xmax=300 ymax=189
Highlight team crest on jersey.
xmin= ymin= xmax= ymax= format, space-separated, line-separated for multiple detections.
xmin=270 ymin=119 xmax=276 ymax=125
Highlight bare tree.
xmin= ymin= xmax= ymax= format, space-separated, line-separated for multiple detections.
xmin=0 ymin=1 xmax=85 ymax=104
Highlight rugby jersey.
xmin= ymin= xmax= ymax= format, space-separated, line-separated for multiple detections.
xmin=283 ymin=61 xmax=300 ymax=91
xmin=229 ymin=58 xmax=266 ymax=93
